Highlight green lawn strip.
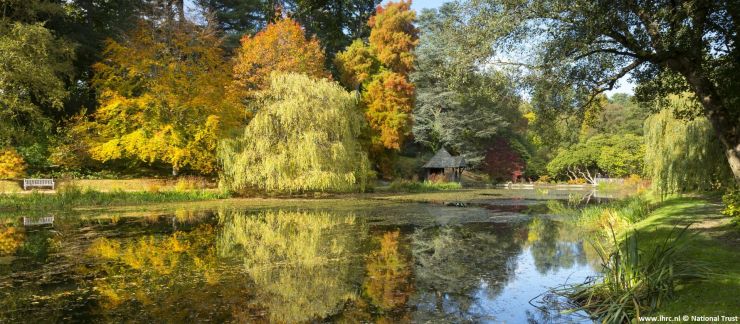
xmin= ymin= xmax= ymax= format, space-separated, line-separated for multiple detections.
xmin=0 ymin=189 xmax=229 ymax=212
xmin=629 ymin=197 xmax=740 ymax=317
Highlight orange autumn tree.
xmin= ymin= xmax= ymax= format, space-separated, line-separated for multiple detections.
xmin=231 ymin=17 xmax=329 ymax=105
xmin=363 ymin=71 xmax=415 ymax=150
xmin=84 ymin=23 xmax=239 ymax=175
xmin=335 ymin=1 xmax=418 ymax=177
xmin=367 ymin=0 xmax=418 ymax=75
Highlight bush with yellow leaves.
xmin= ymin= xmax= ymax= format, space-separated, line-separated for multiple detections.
xmin=0 ymin=148 xmax=26 ymax=179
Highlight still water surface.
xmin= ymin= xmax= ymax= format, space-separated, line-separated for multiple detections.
xmin=0 ymin=190 xmax=604 ymax=323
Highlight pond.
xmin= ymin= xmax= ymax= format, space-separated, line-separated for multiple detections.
xmin=0 ymin=189 xmax=605 ymax=323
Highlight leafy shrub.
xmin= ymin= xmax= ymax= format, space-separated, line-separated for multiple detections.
xmin=427 ymin=173 xmax=447 ymax=183
xmin=175 ymin=177 xmax=198 ymax=192
xmin=722 ymin=188 xmax=740 ymax=225
xmin=567 ymin=178 xmax=587 ymax=184
xmin=16 ymin=143 xmax=49 ymax=172
xmin=0 ymin=148 xmax=26 ymax=179
xmin=536 ymin=175 xmax=551 ymax=183
xmin=624 ymin=174 xmax=642 ymax=186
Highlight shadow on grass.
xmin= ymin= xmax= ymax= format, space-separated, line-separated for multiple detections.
xmin=632 ymin=197 xmax=740 ymax=315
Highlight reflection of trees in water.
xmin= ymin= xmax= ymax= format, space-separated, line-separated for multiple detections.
xmin=410 ymin=224 xmax=524 ymax=321
xmin=527 ymin=217 xmax=585 ymax=273
xmin=526 ymin=217 xmax=593 ymax=274
xmin=363 ymin=230 xmax=414 ymax=313
xmin=218 ymin=209 xmax=367 ymax=323
xmin=83 ymin=224 xmax=250 ymax=322
xmin=0 ymin=225 xmax=24 ymax=256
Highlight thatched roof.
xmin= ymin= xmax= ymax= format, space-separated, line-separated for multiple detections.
xmin=422 ymin=148 xmax=467 ymax=168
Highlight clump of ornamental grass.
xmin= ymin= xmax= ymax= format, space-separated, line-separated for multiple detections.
xmin=574 ymin=195 xmax=652 ymax=232
xmin=555 ymin=225 xmax=706 ymax=323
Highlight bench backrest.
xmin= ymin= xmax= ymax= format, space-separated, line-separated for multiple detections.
xmin=23 ymin=216 xmax=55 ymax=226
xmin=24 ymin=179 xmax=55 ymax=186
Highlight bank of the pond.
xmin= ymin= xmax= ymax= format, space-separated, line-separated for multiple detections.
xmin=0 ymin=189 xmax=229 ymax=212
xmin=568 ymin=196 xmax=740 ymax=319
xmin=633 ymin=197 xmax=740 ymax=316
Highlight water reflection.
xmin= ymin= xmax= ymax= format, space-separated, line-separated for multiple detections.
xmin=0 ymin=201 xmax=600 ymax=322
xmin=363 ymin=231 xmax=414 ymax=313
xmin=527 ymin=217 xmax=589 ymax=274
xmin=411 ymin=224 xmax=523 ymax=322
xmin=218 ymin=210 xmax=365 ymax=323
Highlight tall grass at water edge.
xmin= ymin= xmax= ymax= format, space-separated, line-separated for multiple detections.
xmin=387 ymin=180 xmax=462 ymax=193
xmin=570 ymin=195 xmax=653 ymax=233
xmin=555 ymin=225 xmax=706 ymax=323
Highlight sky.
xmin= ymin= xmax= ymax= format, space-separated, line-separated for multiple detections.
xmin=405 ymin=0 xmax=450 ymax=11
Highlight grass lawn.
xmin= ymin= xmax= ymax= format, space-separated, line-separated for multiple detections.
xmin=630 ymin=197 xmax=740 ymax=316
xmin=0 ymin=188 xmax=228 ymax=212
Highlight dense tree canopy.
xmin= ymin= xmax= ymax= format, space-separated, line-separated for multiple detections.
xmin=547 ymin=134 xmax=645 ymax=182
xmin=412 ymin=6 xmax=524 ymax=167
xmin=219 ymin=73 xmax=371 ymax=193
xmin=333 ymin=1 xmax=417 ymax=177
xmin=82 ymin=23 xmax=239 ymax=175
xmin=367 ymin=0 xmax=417 ymax=75
xmin=460 ymin=0 xmax=740 ymax=180
xmin=196 ymin=0 xmax=381 ymax=63
xmin=334 ymin=39 xmax=380 ymax=90
xmin=231 ymin=17 xmax=328 ymax=105
xmin=0 ymin=22 xmax=73 ymax=147
xmin=1 ymin=0 xmax=734 ymax=191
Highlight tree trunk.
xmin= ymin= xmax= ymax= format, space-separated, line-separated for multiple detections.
xmin=665 ymin=58 xmax=740 ymax=181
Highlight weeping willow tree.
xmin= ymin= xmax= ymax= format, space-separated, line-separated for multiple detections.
xmin=219 ymin=73 xmax=372 ymax=194
xmin=645 ymin=94 xmax=734 ymax=195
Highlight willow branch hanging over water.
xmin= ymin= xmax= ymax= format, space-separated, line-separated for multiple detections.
xmin=644 ymin=94 xmax=733 ymax=196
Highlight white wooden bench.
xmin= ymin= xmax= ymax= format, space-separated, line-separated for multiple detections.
xmin=23 ymin=216 xmax=54 ymax=226
xmin=23 ymin=179 xmax=55 ymax=190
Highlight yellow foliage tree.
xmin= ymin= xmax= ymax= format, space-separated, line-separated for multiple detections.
xmin=0 ymin=148 xmax=27 ymax=179
xmin=231 ymin=17 xmax=328 ymax=105
xmin=334 ymin=39 xmax=380 ymax=90
xmin=85 ymin=23 xmax=239 ymax=175
xmin=219 ymin=73 xmax=372 ymax=194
